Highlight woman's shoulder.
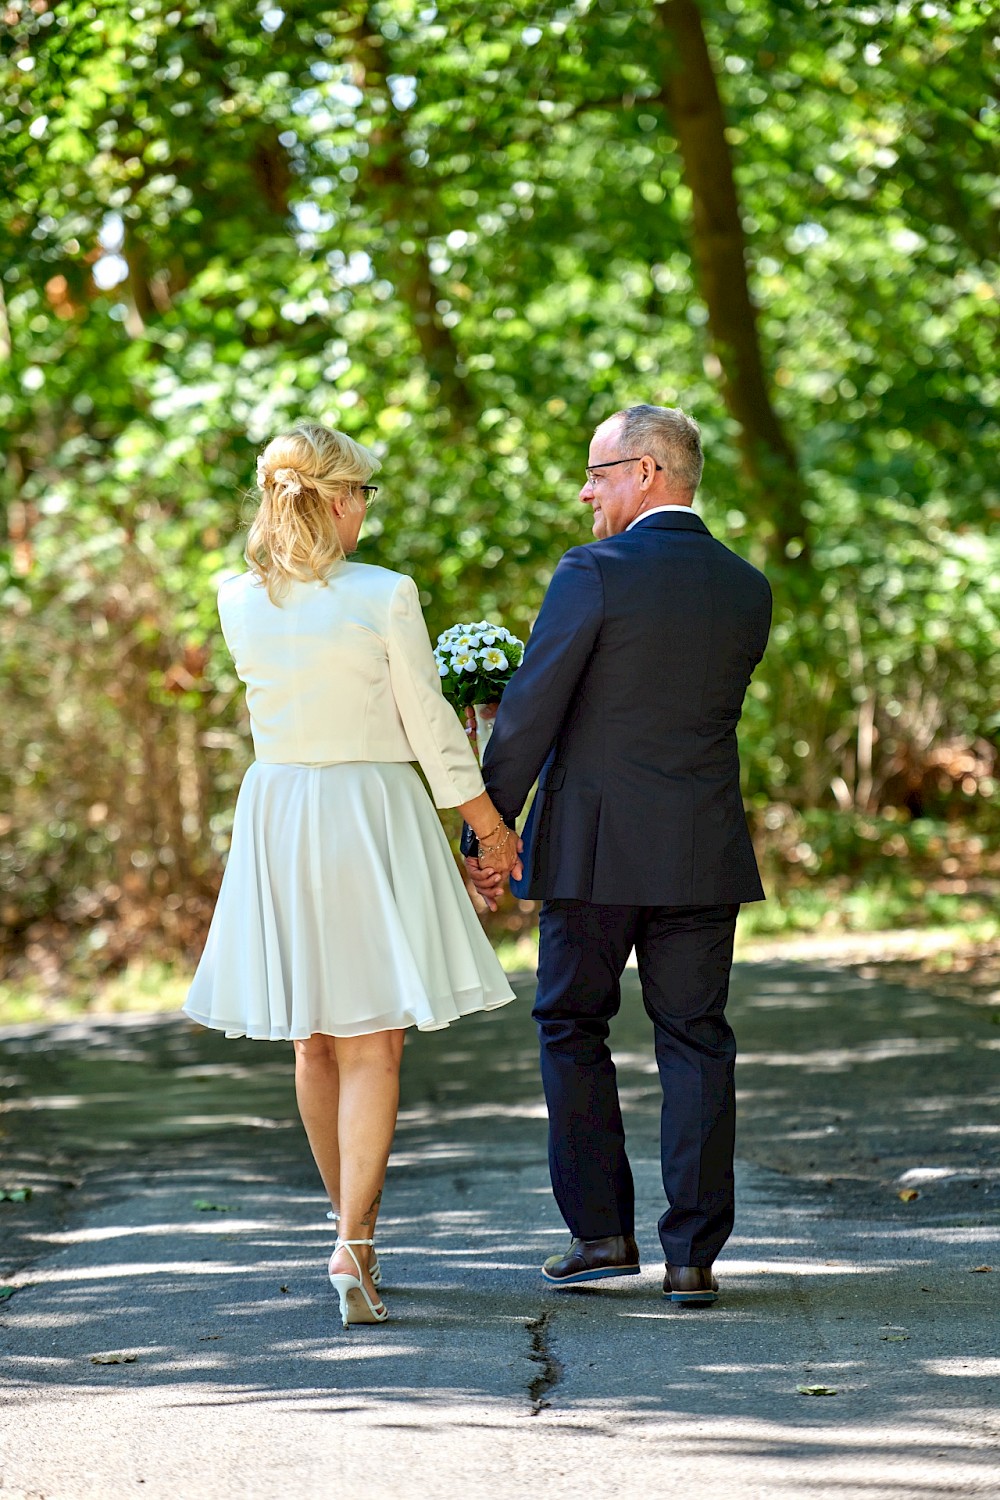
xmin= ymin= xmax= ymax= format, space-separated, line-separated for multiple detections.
xmin=217 ymin=568 xmax=261 ymax=595
xmin=216 ymin=570 xmax=257 ymax=609
xmin=337 ymin=561 xmax=415 ymax=599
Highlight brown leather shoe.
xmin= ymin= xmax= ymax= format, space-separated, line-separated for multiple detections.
xmin=541 ymin=1235 xmax=641 ymax=1286
xmin=663 ymin=1263 xmax=719 ymax=1305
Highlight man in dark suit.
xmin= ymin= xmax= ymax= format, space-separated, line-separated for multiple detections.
xmin=465 ymin=404 xmax=771 ymax=1304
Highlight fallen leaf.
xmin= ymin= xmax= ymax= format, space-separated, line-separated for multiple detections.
xmin=898 ymin=1189 xmax=919 ymax=1202
xmin=970 ymin=1265 xmax=992 ymax=1274
xmin=798 ymin=1385 xmax=838 ymax=1396
xmin=198 ymin=1335 xmax=221 ymax=1342
xmin=0 ymin=1188 xmax=32 ymax=1202
xmin=279 ymin=1284 xmax=290 ymax=1294
xmin=90 ymin=1352 xmax=138 ymax=1365
xmin=0 ymin=1284 xmax=32 ymax=1303
xmin=881 ymin=1334 xmax=910 ymax=1342
xmin=192 ymin=1200 xmax=234 ymax=1212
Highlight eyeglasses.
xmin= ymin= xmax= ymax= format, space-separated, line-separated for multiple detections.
xmin=358 ymin=484 xmax=379 ymax=508
xmin=584 ymin=457 xmax=663 ymax=483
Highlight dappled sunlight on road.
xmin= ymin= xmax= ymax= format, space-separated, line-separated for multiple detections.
xmin=1 ymin=959 xmax=998 ymax=1498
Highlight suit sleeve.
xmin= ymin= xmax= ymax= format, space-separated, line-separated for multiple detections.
xmin=387 ymin=575 xmax=486 ymax=808
xmin=480 ymin=546 xmax=604 ymax=824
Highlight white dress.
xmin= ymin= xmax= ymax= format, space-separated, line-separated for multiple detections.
xmin=183 ymin=563 xmax=515 ymax=1040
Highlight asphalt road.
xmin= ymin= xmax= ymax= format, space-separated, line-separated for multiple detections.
xmin=1 ymin=956 xmax=998 ymax=1499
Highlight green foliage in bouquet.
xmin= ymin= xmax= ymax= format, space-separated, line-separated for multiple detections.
xmin=433 ymin=623 xmax=525 ymax=713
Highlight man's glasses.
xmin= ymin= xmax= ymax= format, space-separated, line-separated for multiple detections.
xmin=584 ymin=456 xmax=663 ymax=483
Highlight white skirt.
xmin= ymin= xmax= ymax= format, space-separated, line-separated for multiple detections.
xmin=183 ymin=761 xmax=515 ymax=1040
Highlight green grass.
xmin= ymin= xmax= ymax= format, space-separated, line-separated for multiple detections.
xmin=0 ymin=961 xmax=190 ymax=1029
xmin=736 ymin=878 xmax=999 ymax=942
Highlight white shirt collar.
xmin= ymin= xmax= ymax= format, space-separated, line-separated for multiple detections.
xmin=625 ymin=504 xmax=695 ymax=532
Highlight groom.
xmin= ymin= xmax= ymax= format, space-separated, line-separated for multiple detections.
xmin=465 ymin=404 xmax=771 ymax=1304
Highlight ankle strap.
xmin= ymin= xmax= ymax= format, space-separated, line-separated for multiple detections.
xmin=332 ymin=1236 xmax=374 ymax=1281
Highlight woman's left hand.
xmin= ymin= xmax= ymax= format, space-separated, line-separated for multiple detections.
xmin=477 ymin=827 xmax=523 ymax=882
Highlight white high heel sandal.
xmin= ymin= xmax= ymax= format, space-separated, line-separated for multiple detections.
xmin=326 ymin=1210 xmax=382 ymax=1286
xmin=328 ymin=1238 xmax=388 ymax=1328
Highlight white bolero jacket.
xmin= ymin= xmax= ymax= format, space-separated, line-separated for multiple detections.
xmin=217 ymin=563 xmax=485 ymax=809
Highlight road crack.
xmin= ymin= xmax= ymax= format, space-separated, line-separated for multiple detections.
xmin=525 ymin=1310 xmax=563 ymax=1414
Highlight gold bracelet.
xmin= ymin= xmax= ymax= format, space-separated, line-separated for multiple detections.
xmin=479 ymin=826 xmax=513 ymax=855
xmin=477 ymin=818 xmax=506 ymax=846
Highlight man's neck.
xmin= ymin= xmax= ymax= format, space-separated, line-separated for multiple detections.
xmin=629 ymin=494 xmax=692 ymax=521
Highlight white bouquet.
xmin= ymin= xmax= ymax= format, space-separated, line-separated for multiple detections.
xmin=433 ymin=620 xmax=525 ymax=755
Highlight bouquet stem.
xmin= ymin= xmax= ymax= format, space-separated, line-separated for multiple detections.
xmin=463 ymin=702 xmax=499 ymax=762
xmin=464 ymin=704 xmax=479 ymax=759
xmin=474 ymin=702 xmax=498 ymax=754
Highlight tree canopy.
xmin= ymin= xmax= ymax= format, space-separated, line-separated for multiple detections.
xmin=1 ymin=0 xmax=997 ymax=962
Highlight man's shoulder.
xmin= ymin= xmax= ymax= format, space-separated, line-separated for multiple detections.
xmin=703 ymin=534 xmax=771 ymax=596
xmin=595 ymin=520 xmax=769 ymax=590
xmin=553 ymin=541 xmax=600 ymax=571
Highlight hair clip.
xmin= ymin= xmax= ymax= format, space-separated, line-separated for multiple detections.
xmin=272 ymin=467 xmax=302 ymax=496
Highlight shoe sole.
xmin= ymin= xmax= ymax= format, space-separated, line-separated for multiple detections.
xmin=541 ymin=1264 xmax=641 ymax=1286
xmin=664 ymin=1289 xmax=719 ymax=1305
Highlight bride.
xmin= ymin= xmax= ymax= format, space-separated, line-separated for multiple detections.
xmin=184 ymin=421 xmax=520 ymax=1327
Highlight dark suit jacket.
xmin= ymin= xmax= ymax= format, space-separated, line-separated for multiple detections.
xmin=466 ymin=509 xmax=772 ymax=905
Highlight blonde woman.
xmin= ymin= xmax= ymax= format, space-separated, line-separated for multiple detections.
xmin=184 ymin=422 xmax=520 ymax=1328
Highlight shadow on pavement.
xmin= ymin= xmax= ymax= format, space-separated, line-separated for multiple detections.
xmin=0 ymin=961 xmax=998 ymax=1495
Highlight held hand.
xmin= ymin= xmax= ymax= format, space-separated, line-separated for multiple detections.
xmin=476 ymin=828 xmax=521 ymax=882
xmin=465 ymin=855 xmax=504 ymax=912
xmin=478 ymin=833 xmax=523 ymax=882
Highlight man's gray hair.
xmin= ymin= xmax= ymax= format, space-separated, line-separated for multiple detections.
xmin=607 ymin=404 xmax=704 ymax=494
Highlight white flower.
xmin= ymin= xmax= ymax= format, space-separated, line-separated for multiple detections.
xmin=480 ymin=630 xmax=497 ymax=645
xmin=480 ymin=648 xmax=508 ymax=672
xmin=438 ymin=661 xmax=449 ymax=677
xmin=451 ymin=652 xmax=478 ymax=673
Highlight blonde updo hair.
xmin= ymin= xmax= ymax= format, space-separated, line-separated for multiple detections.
xmin=245 ymin=422 xmax=382 ymax=602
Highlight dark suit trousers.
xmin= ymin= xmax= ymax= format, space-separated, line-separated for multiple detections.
xmin=532 ymin=900 xmax=740 ymax=1267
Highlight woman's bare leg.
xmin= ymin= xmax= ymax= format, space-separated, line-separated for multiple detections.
xmin=293 ymin=1034 xmax=341 ymax=1211
xmin=328 ymin=1028 xmax=405 ymax=1299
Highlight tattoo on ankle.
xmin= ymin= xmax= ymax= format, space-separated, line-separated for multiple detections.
xmin=361 ymin=1189 xmax=382 ymax=1227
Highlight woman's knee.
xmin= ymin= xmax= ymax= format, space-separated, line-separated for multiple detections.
xmin=334 ymin=1029 xmax=405 ymax=1070
xmin=294 ymin=1033 xmax=339 ymax=1066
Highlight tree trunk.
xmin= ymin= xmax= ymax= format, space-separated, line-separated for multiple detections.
xmin=655 ymin=0 xmax=807 ymax=557
xmin=346 ymin=8 xmax=477 ymax=431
